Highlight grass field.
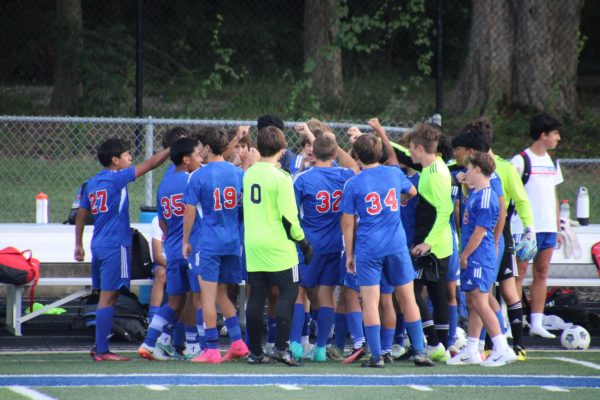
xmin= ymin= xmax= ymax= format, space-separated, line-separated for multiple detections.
xmin=0 ymin=350 xmax=599 ymax=400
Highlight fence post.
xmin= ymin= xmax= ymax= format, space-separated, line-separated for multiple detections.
xmin=144 ymin=117 xmax=154 ymax=208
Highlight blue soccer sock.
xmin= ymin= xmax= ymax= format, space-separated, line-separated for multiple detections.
xmin=185 ymin=325 xmax=198 ymax=343
xmin=205 ymin=327 xmax=219 ymax=350
xmin=267 ymin=317 xmax=277 ymax=344
xmin=394 ymin=313 xmax=405 ymax=345
xmin=479 ymin=327 xmax=487 ymax=341
xmin=225 ymin=315 xmax=242 ymax=342
xmin=95 ymin=306 xmax=114 ymax=354
xmin=447 ymin=305 xmax=458 ymax=347
xmin=347 ymin=311 xmax=365 ymax=347
xmin=405 ymin=319 xmax=425 ymax=353
xmin=311 ymin=309 xmax=319 ymax=336
xmin=316 ymin=307 xmax=334 ymax=347
xmin=302 ymin=312 xmax=311 ymax=337
xmin=148 ymin=305 xmax=160 ymax=323
xmin=196 ymin=309 xmax=207 ymax=350
xmin=495 ymin=310 xmax=506 ymax=334
xmin=381 ymin=327 xmax=395 ymax=354
xmin=144 ymin=305 xmax=177 ymax=348
xmin=290 ymin=303 xmax=305 ymax=344
xmin=365 ymin=325 xmax=382 ymax=358
xmin=173 ymin=322 xmax=185 ymax=349
xmin=334 ymin=313 xmax=348 ymax=349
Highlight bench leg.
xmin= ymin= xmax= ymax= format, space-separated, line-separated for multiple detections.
xmin=19 ymin=288 xmax=92 ymax=324
xmin=5 ymin=285 xmax=22 ymax=336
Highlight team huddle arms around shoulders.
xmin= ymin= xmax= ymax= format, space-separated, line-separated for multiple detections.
xmin=74 ymin=112 xmax=564 ymax=368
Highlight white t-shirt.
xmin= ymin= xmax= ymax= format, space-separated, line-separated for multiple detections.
xmin=510 ymin=148 xmax=563 ymax=234
xmin=150 ymin=216 xmax=166 ymax=260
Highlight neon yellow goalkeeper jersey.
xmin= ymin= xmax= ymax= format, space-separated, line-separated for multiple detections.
xmin=243 ymin=162 xmax=305 ymax=272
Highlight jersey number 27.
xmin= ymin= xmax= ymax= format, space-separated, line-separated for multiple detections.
xmin=89 ymin=190 xmax=108 ymax=215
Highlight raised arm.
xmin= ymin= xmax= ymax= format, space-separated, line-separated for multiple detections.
xmin=368 ymin=118 xmax=399 ymax=166
xmin=135 ymin=147 xmax=170 ymax=178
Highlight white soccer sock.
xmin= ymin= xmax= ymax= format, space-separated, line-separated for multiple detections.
xmin=530 ymin=313 xmax=543 ymax=329
xmin=491 ymin=334 xmax=508 ymax=352
xmin=467 ymin=337 xmax=479 ymax=354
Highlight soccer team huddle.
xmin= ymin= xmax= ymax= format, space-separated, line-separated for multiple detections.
xmin=74 ymin=112 xmax=565 ymax=368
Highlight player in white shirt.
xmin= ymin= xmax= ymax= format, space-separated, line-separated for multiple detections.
xmin=510 ymin=113 xmax=563 ymax=339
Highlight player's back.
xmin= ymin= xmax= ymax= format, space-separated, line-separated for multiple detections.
xmin=185 ymin=161 xmax=243 ymax=255
xmin=401 ymin=172 xmax=420 ymax=248
xmin=342 ymin=165 xmax=412 ymax=260
xmin=294 ymin=166 xmax=355 ymax=254
xmin=83 ymin=167 xmax=136 ymax=249
xmin=157 ymin=170 xmax=191 ymax=261
xmin=243 ymin=162 xmax=301 ymax=271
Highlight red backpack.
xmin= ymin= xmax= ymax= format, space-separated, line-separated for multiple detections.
xmin=0 ymin=247 xmax=41 ymax=311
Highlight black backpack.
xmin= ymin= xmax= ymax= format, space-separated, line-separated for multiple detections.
xmin=81 ymin=288 xmax=148 ymax=342
xmin=130 ymin=228 xmax=153 ymax=279
xmin=65 ymin=180 xmax=94 ymax=225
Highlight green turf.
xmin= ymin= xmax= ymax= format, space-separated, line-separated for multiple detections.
xmin=2 ymin=385 xmax=599 ymax=400
xmin=0 ymin=351 xmax=599 ymax=376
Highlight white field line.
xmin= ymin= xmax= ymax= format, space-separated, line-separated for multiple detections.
xmin=277 ymin=384 xmax=301 ymax=390
xmin=541 ymin=386 xmax=570 ymax=392
xmin=407 ymin=385 xmax=433 ymax=391
xmin=145 ymin=385 xmax=168 ymax=391
xmin=8 ymin=386 xmax=57 ymax=400
xmin=550 ymin=357 xmax=600 ymax=371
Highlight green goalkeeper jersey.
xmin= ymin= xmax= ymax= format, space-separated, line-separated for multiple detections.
xmin=493 ymin=155 xmax=534 ymax=229
xmin=243 ymin=162 xmax=305 ymax=272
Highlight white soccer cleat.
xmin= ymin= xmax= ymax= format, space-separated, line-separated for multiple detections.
xmin=529 ymin=326 xmax=557 ymax=339
xmin=480 ymin=347 xmax=518 ymax=367
xmin=446 ymin=349 xmax=483 ymax=365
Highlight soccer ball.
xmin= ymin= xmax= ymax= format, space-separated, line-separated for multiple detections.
xmin=454 ymin=327 xmax=467 ymax=349
xmin=560 ymin=325 xmax=591 ymax=350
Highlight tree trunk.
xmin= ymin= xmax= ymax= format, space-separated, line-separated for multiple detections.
xmin=447 ymin=0 xmax=512 ymax=114
xmin=510 ymin=0 xmax=584 ymax=115
xmin=303 ymin=0 xmax=343 ymax=101
xmin=49 ymin=0 xmax=83 ymax=115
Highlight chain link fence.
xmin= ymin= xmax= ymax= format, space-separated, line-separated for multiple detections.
xmin=0 ymin=115 xmax=598 ymax=226
xmin=0 ymin=116 xmax=409 ymax=223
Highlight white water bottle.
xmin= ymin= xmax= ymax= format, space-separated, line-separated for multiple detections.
xmin=35 ymin=192 xmax=49 ymax=224
xmin=559 ymin=199 xmax=570 ymax=221
xmin=576 ymin=187 xmax=589 ymax=226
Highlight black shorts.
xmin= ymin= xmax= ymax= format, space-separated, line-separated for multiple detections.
xmin=497 ymin=218 xmax=517 ymax=282
xmin=414 ymin=254 xmax=449 ymax=283
xmin=247 ymin=266 xmax=300 ymax=289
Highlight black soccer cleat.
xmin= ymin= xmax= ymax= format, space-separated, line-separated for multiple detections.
xmin=361 ymin=355 xmax=385 ymax=368
xmin=342 ymin=342 xmax=368 ymax=364
xmin=382 ymin=352 xmax=394 ymax=364
xmin=272 ymin=349 xmax=303 ymax=367
xmin=413 ymin=351 xmax=435 ymax=367
xmin=247 ymin=352 xmax=274 ymax=365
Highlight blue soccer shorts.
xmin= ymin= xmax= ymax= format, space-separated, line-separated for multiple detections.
xmin=339 ymin=252 xmax=360 ymax=292
xmin=300 ymin=251 xmax=341 ymax=288
xmin=166 ymin=258 xmax=200 ymax=295
xmin=195 ymin=253 xmax=242 ymax=284
xmin=356 ymin=250 xmax=415 ymax=288
xmin=460 ymin=260 xmax=495 ymax=293
xmin=91 ymin=245 xmax=131 ymax=291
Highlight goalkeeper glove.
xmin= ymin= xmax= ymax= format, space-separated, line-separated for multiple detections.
xmin=515 ymin=227 xmax=537 ymax=261
xmin=298 ymin=238 xmax=313 ymax=265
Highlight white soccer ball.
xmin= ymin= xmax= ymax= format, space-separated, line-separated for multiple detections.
xmin=453 ymin=327 xmax=467 ymax=349
xmin=560 ymin=325 xmax=591 ymax=350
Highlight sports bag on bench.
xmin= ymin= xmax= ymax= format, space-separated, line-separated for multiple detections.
xmin=0 ymin=247 xmax=41 ymax=311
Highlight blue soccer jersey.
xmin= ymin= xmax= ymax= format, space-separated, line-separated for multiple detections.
xmin=157 ymin=170 xmax=194 ymax=262
xmin=294 ymin=166 xmax=355 ymax=254
xmin=400 ymin=172 xmax=419 ymax=248
xmin=461 ymin=186 xmax=500 ymax=267
xmin=341 ymin=166 xmax=414 ymax=260
xmin=183 ymin=161 xmax=244 ymax=255
xmin=80 ymin=167 xmax=136 ymax=249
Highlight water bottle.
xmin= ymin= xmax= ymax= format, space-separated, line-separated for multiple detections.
xmin=559 ymin=199 xmax=570 ymax=221
xmin=35 ymin=192 xmax=49 ymax=224
xmin=576 ymin=187 xmax=589 ymax=226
